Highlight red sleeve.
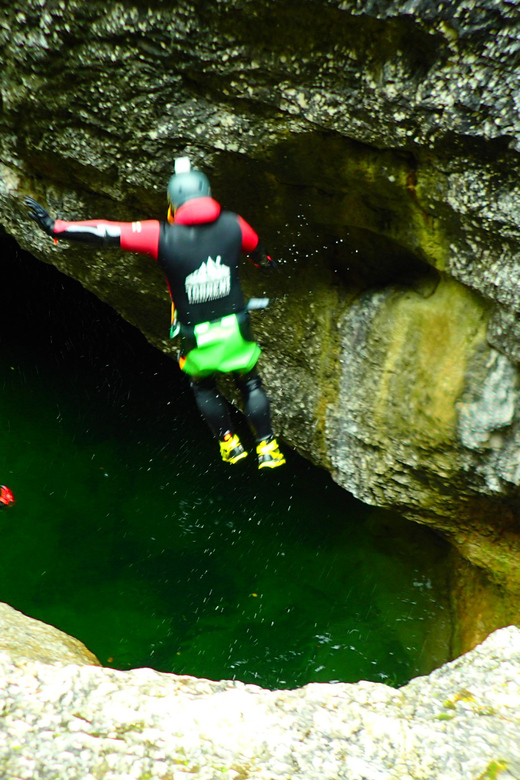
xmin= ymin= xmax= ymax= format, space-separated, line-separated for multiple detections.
xmin=120 ymin=220 xmax=160 ymax=260
xmin=237 ymin=216 xmax=259 ymax=253
xmin=54 ymin=218 xmax=161 ymax=260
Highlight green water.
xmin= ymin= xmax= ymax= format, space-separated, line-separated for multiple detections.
xmin=0 ymin=235 xmax=452 ymax=688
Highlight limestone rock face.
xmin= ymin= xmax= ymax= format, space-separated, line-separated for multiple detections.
xmin=1 ymin=0 xmax=520 ymax=589
xmin=0 ymin=602 xmax=101 ymax=666
xmin=0 ymin=608 xmax=519 ymax=780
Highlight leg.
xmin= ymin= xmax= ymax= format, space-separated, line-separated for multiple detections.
xmin=190 ymin=375 xmax=248 ymax=464
xmin=190 ymin=374 xmax=232 ymax=439
xmin=234 ymin=368 xmax=273 ymax=440
xmin=234 ymin=369 xmax=286 ymax=469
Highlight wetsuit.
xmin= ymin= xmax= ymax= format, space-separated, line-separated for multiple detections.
xmin=45 ymin=197 xmax=275 ymax=441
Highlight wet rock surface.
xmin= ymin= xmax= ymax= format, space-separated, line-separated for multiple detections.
xmin=0 ymin=604 xmax=518 ymax=780
xmin=1 ymin=0 xmax=520 ymax=596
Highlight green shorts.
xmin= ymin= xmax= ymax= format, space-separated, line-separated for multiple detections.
xmin=179 ymin=314 xmax=261 ymax=378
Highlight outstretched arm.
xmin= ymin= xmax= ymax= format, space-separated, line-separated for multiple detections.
xmin=237 ymin=215 xmax=278 ymax=269
xmin=25 ymin=197 xmax=161 ymax=259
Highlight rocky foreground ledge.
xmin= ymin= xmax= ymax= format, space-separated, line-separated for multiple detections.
xmin=0 ymin=604 xmax=519 ymax=780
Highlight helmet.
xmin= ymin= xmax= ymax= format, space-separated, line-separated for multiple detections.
xmin=167 ymin=157 xmax=211 ymax=212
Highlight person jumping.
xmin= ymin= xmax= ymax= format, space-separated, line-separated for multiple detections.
xmin=25 ymin=158 xmax=285 ymax=470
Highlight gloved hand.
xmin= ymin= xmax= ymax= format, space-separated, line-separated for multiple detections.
xmin=249 ymin=243 xmax=279 ymax=270
xmin=25 ymin=196 xmax=55 ymax=237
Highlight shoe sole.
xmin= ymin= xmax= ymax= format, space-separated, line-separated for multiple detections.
xmin=224 ymin=450 xmax=249 ymax=465
xmin=258 ymin=457 xmax=286 ymax=470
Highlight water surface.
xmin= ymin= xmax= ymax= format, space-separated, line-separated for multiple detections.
xmin=0 ymin=236 xmax=452 ymax=688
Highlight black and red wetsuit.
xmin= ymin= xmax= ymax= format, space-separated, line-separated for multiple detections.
xmin=53 ymin=196 xmax=263 ymax=327
xmin=35 ymin=193 xmax=277 ymax=444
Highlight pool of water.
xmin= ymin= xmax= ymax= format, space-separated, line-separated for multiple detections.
xmin=0 ymin=234 xmax=453 ymax=688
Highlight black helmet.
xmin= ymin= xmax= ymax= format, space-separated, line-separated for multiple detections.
xmin=167 ymin=157 xmax=211 ymax=210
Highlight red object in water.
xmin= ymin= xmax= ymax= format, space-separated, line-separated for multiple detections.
xmin=0 ymin=486 xmax=15 ymax=506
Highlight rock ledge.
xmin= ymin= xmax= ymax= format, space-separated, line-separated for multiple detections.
xmin=0 ymin=604 xmax=518 ymax=780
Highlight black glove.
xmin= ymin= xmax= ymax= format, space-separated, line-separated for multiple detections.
xmin=249 ymin=243 xmax=279 ymax=270
xmin=25 ymin=196 xmax=56 ymax=237
xmin=264 ymin=254 xmax=279 ymax=271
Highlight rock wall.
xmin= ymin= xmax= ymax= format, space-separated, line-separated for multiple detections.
xmin=0 ymin=603 xmax=519 ymax=780
xmin=0 ymin=602 xmax=100 ymax=667
xmin=1 ymin=0 xmax=520 ymax=596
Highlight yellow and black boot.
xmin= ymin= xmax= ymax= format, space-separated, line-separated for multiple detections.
xmin=256 ymin=436 xmax=286 ymax=470
xmin=219 ymin=433 xmax=248 ymax=464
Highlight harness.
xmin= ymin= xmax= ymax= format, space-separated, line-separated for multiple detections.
xmin=173 ymin=300 xmax=270 ymax=378
xmin=178 ymin=312 xmax=260 ymax=377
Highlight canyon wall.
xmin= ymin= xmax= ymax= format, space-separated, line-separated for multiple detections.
xmin=1 ymin=0 xmax=520 ymax=607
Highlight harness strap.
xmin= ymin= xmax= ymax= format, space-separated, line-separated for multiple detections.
xmin=170 ymin=302 xmax=180 ymax=338
xmin=178 ymin=310 xmax=249 ymax=339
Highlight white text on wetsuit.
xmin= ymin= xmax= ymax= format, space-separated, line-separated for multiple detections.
xmin=185 ymin=256 xmax=231 ymax=304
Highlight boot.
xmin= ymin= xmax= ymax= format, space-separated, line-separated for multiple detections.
xmin=256 ymin=436 xmax=286 ymax=470
xmin=219 ymin=432 xmax=248 ymax=464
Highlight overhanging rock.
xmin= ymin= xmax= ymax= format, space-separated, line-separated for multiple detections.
xmin=1 ymin=0 xmax=520 ymax=591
